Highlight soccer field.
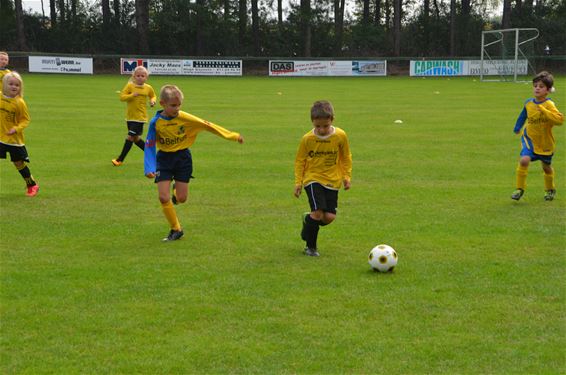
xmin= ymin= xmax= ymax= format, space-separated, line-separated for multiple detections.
xmin=1 ymin=74 xmax=564 ymax=373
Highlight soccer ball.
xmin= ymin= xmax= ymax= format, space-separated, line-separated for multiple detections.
xmin=368 ymin=244 xmax=398 ymax=272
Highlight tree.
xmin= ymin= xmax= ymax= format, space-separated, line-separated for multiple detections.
xmin=102 ymin=0 xmax=111 ymax=28
xmin=334 ymin=0 xmax=345 ymax=55
xmin=449 ymin=0 xmax=455 ymax=55
xmin=393 ymin=0 xmax=401 ymax=55
xmin=251 ymin=0 xmax=260 ymax=54
xmin=301 ymin=0 xmax=312 ymax=56
xmin=135 ymin=0 xmax=150 ymax=53
xmin=14 ymin=0 xmax=27 ymax=50
xmin=239 ymin=0 xmax=247 ymax=49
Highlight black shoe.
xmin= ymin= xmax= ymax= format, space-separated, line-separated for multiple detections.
xmin=511 ymin=188 xmax=524 ymax=201
xmin=171 ymin=182 xmax=178 ymax=205
xmin=162 ymin=229 xmax=184 ymax=242
xmin=544 ymin=189 xmax=556 ymax=201
xmin=304 ymin=247 xmax=320 ymax=257
xmin=300 ymin=212 xmax=309 ymax=241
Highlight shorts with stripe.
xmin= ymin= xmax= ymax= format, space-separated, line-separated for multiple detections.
xmin=520 ymin=133 xmax=553 ymax=164
xmin=305 ymin=182 xmax=338 ymax=214
xmin=0 ymin=143 xmax=30 ymax=162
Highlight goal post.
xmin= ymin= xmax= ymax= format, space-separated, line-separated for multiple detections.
xmin=480 ymin=28 xmax=539 ymax=82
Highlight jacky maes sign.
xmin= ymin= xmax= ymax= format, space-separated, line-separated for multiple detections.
xmin=29 ymin=56 xmax=93 ymax=74
xmin=120 ymin=58 xmax=242 ymax=76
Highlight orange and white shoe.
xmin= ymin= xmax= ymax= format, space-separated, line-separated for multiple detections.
xmin=26 ymin=184 xmax=39 ymax=197
xmin=111 ymin=159 xmax=123 ymax=166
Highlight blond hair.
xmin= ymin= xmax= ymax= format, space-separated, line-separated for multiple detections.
xmin=2 ymin=71 xmax=24 ymax=98
xmin=311 ymin=100 xmax=335 ymax=120
xmin=129 ymin=65 xmax=149 ymax=82
xmin=160 ymin=84 xmax=184 ymax=102
xmin=0 ymin=51 xmax=8 ymax=58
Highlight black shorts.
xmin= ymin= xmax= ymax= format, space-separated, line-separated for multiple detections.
xmin=305 ymin=183 xmax=338 ymax=214
xmin=0 ymin=143 xmax=30 ymax=162
xmin=127 ymin=121 xmax=144 ymax=137
xmin=155 ymin=149 xmax=194 ymax=183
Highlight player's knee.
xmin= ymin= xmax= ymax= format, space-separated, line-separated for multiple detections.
xmin=158 ymin=194 xmax=170 ymax=204
xmin=310 ymin=210 xmax=324 ymax=221
xmin=176 ymin=195 xmax=187 ymax=204
xmin=323 ymin=213 xmax=336 ymax=224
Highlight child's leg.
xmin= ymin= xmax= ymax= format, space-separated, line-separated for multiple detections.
xmin=116 ymin=136 xmax=134 ymax=162
xmin=158 ymin=181 xmax=181 ymax=231
xmin=542 ymin=162 xmax=555 ymax=191
xmin=172 ymin=181 xmax=189 ymax=204
xmin=132 ymin=135 xmax=145 ymax=151
xmin=304 ymin=211 xmax=322 ymax=250
xmin=14 ymin=160 xmax=37 ymax=187
xmin=516 ymin=156 xmax=530 ymax=190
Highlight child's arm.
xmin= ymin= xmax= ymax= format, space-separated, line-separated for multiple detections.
xmin=513 ymin=106 xmax=527 ymax=134
xmin=191 ymin=114 xmax=242 ymax=142
xmin=340 ymin=134 xmax=352 ymax=190
xmin=119 ymin=83 xmax=134 ymax=102
xmin=294 ymin=140 xmax=307 ymax=197
xmin=148 ymin=86 xmax=157 ymax=107
xmin=539 ymin=101 xmax=564 ymax=125
xmin=8 ymin=99 xmax=30 ymax=135
xmin=144 ymin=116 xmax=158 ymax=177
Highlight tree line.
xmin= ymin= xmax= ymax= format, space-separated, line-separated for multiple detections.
xmin=1 ymin=0 xmax=564 ymax=58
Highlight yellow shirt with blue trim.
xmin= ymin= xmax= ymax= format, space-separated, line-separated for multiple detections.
xmin=144 ymin=110 xmax=241 ymax=175
xmin=514 ymin=98 xmax=564 ymax=155
xmin=0 ymin=95 xmax=30 ymax=146
xmin=119 ymin=82 xmax=156 ymax=122
xmin=294 ymin=126 xmax=352 ymax=190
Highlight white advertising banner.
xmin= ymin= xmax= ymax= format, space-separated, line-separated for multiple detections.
xmin=269 ymin=60 xmax=387 ymax=76
xmin=467 ymin=60 xmax=528 ymax=76
xmin=121 ymin=58 xmax=242 ymax=76
xmin=29 ymin=56 xmax=93 ymax=74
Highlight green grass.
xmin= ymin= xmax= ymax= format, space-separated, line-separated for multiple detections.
xmin=1 ymin=74 xmax=565 ymax=374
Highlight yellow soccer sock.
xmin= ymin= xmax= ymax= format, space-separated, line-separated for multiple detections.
xmin=516 ymin=164 xmax=528 ymax=190
xmin=161 ymin=200 xmax=181 ymax=231
xmin=544 ymin=171 xmax=555 ymax=191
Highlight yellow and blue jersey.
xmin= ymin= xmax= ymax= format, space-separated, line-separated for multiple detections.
xmin=294 ymin=126 xmax=352 ymax=190
xmin=144 ymin=110 xmax=241 ymax=175
xmin=514 ymin=98 xmax=564 ymax=155
xmin=0 ymin=95 xmax=30 ymax=146
xmin=0 ymin=68 xmax=11 ymax=82
xmin=119 ymin=82 xmax=156 ymax=122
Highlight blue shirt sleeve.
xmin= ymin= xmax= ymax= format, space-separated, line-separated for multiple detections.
xmin=144 ymin=112 xmax=159 ymax=175
xmin=513 ymin=106 xmax=527 ymax=133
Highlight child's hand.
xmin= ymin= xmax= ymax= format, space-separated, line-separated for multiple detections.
xmin=343 ymin=180 xmax=351 ymax=190
xmin=238 ymin=135 xmax=244 ymax=144
xmin=6 ymin=128 xmax=16 ymax=135
xmin=133 ymin=92 xmax=139 ymax=97
xmin=146 ymin=172 xmax=155 ymax=179
xmin=150 ymin=100 xmax=156 ymax=107
xmin=294 ymin=185 xmax=302 ymax=198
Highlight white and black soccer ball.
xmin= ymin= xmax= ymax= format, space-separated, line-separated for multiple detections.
xmin=368 ymin=244 xmax=398 ymax=272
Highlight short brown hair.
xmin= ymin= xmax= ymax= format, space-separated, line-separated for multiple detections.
xmin=533 ymin=71 xmax=554 ymax=89
xmin=311 ymin=100 xmax=334 ymax=120
xmin=160 ymin=84 xmax=184 ymax=102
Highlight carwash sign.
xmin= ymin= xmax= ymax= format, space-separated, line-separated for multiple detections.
xmin=410 ymin=60 xmax=464 ymax=76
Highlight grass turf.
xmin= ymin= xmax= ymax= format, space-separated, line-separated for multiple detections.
xmin=1 ymin=74 xmax=564 ymax=373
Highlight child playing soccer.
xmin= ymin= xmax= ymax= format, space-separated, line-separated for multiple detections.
xmin=112 ymin=66 xmax=156 ymax=166
xmin=0 ymin=52 xmax=11 ymax=81
xmin=0 ymin=72 xmax=39 ymax=196
xmin=144 ymin=84 xmax=244 ymax=241
xmin=511 ymin=71 xmax=564 ymax=201
xmin=294 ymin=100 xmax=352 ymax=256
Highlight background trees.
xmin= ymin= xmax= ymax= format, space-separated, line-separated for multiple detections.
xmin=2 ymin=0 xmax=565 ymax=57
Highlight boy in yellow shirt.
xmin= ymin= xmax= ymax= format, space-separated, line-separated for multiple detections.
xmin=512 ymin=71 xmax=564 ymax=201
xmin=294 ymin=100 xmax=352 ymax=256
xmin=144 ymin=85 xmax=244 ymax=241
xmin=0 ymin=52 xmax=11 ymax=81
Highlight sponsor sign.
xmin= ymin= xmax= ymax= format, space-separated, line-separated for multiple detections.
xmin=29 ymin=56 xmax=93 ymax=74
xmin=410 ymin=60 xmax=464 ymax=76
xmin=121 ymin=58 xmax=242 ymax=76
xmin=468 ymin=59 xmax=528 ymax=76
xmin=269 ymin=60 xmax=387 ymax=76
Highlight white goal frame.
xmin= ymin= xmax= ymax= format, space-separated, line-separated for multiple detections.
xmin=480 ymin=28 xmax=539 ymax=82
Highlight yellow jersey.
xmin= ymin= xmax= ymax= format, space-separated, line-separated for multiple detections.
xmin=0 ymin=68 xmax=11 ymax=82
xmin=294 ymin=126 xmax=352 ymax=190
xmin=119 ymin=82 xmax=156 ymax=122
xmin=514 ymin=98 xmax=564 ymax=155
xmin=144 ymin=110 xmax=241 ymax=174
xmin=0 ymin=95 xmax=30 ymax=146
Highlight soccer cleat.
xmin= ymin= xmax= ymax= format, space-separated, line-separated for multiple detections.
xmin=511 ymin=188 xmax=524 ymax=201
xmin=111 ymin=159 xmax=123 ymax=166
xmin=162 ymin=229 xmax=184 ymax=242
xmin=304 ymin=247 xmax=320 ymax=257
xmin=300 ymin=212 xmax=309 ymax=241
xmin=26 ymin=184 xmax=39 ymax=197
xmin=544 ymin=189 xmax=556 ymax=201
xmin=171 ymin=182 xmax=178 ymax=205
